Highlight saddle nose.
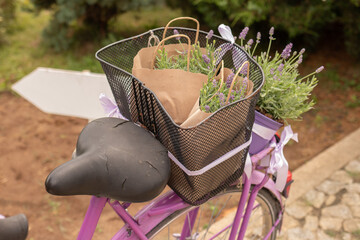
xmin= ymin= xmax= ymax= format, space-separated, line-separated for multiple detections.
xmin=45 ymin=118 xmax=170 ymax=202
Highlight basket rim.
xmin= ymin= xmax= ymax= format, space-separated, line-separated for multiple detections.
xmin=95 ymin=26 xmax=265 ymax=129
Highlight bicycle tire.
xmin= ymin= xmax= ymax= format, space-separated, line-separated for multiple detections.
xmin=146 ymin=185 xmax=281 ymax=240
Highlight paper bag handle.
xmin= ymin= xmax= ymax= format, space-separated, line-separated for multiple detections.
xmin=163 ymin=17 xmax=200 ymax=44
xmin=151 ymin=34 xmax=191 ymax=71
xmin=226 ymin=61 xmax=250 ymax=104
xmin=205 ymin=61 xmax=225 ymax=103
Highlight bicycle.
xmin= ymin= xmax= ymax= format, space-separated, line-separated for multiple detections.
xmin=45 ymin=25 xmax=295 ymax=240
xmin=46 ymin=117 xmax=292 ymax=240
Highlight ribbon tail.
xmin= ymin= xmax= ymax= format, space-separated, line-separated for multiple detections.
xmin=275 ymin=158 xmax=288 ymax=192
xmin=244 ymin=153 xmax=252 ymax=179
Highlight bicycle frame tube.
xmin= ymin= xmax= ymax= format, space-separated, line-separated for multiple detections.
xmin=77 ymin=196 xmax=107 ymax=240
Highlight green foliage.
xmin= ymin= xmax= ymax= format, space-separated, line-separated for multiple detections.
xmin=32 ymin=0 xmax=161 ymax=51
xmin=166 ymin=0 xmax=360 ymax=58
xmin=0 ymin=0 xmax=16 ymax=44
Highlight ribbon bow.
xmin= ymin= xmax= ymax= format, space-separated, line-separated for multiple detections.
xmin=268 ymin=125 xmax=298 ymax=191
xmin=216 ymin=24 xmax=246 ymax=70
xmin=99 ymin=93 xmax=128 ymax=120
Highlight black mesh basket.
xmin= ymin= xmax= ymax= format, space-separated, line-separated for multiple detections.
xmin=96 ymin=27 xmax=264 ymax=205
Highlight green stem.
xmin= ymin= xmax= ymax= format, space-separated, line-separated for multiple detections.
xmin=251 ymin=42 xmax=259 ymax=57
xmin=297 ymin=71 xmax=316 ymax=82
xmin=266 ymin=39 xmax=273 ymax=62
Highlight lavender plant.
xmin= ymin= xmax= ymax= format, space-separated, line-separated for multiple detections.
xmin=199 ymin=69 xmax=249 ymax=113
xmin=238 ymin=26 xmax=324 ymax=122
xmin=155 ymin=29 xmax=218 ymax=77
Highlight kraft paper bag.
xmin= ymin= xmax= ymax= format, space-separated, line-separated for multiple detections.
xmin=132 ymin=34 xmax=208 ymax=125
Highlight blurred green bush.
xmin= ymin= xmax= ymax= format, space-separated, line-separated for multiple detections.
xmin=31 ymin=0 xmax=162 ymax=51
xmin=0 ymin=0 xmax=16 ymax=44
xmin=166 ymin=0 xmax=360 ymax=58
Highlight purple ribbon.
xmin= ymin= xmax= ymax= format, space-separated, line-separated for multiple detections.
xmin=99 ymin=93 xmax=128 ymax=120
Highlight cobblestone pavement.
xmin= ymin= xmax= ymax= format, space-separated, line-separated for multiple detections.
xmin=278 ymin=157 xmax=360 ymax=240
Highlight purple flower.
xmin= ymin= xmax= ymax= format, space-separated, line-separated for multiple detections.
xmin=229 ymin=95 xmax=235 ymax=102
xmin=212 ymin=78 xmax=217 ymax=87
xmin=316 ymin=66 xmax=324 ymax=73
xmin=277 ymin=63 xmax=284 ymax=72
xmin=256 ymin=32 xmax=261 ymax=43
xmin=173 ymin=29 xmax=180 ymax=40
xmin=239 ymin=63 xmax=248 ymax=76
xmin=297 ymin=55 xmax=303 ymax=64
xmin=300 ymin=48 xmax=306 ymax=55
xmin=239 ymin=27 xmax=249 ymax=40
xmin=281 ymin=43 xmax=293 ymax=59
xmin=206 ymin=30 xmax=214 ymax=39
xmin=269 ymin=27 xmax=274 ymax=40
xmin=226 ymin=73 xmax=235 ymax=88
xmin=246 ymin=39 xmax=254 ymax=48
xmin=205 ymin=105 xmax=210 ymax=112
xmin=270 ymin=68 xmax=275 ymax=75
xmin=202 ymin=54 xmax=210 ymax=64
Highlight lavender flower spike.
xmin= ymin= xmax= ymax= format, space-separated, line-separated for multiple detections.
xmin=226 ymin=73 xmax=235 ymax=88
xmin=316 ymin=66 xmax=324 ymax=73
xmin=300 ymin=48 xmax=306 ymax=55
xmin=202 ymin=54 xmax=210 ymax=64
xmin=173 ymin=29 xmax=180 ymax=40
xmin=247 ymin=39 xmax=254 ymax=48
xmin=256 ymin=32 xmax=261 ymax=43
xmin=205 ymin=105 xmax=210 ymax=112
xmin=206 ymin=30 xmax=214 ymax=39
xmin=281 ymin=43 xmax=293 ymax=59
xmin=269 ymin=27 xmax=274 ymax=36
xmin=239 ymin=27 xmax=249 ymax=40
xmin=277 ymin=63 xmax=284 ymax=72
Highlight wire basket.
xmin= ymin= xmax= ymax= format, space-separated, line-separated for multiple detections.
xmin=96 ymin=27 xmax=264 ymax=205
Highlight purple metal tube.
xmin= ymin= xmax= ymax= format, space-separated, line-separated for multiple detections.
xmin=180 ymin=208 xmax=199 ymax=240
xmin=109 ymin=200 xmax=148 ymax=240
xmin=228 ymin=175 xmax=251 ymax=240
xmin=237 ymin=174 xmax=270 ymax=240
xmin=77 ymin=196 xmax=107 ymax=240
xmin=208 ymin=223 xmax=232 ymax=240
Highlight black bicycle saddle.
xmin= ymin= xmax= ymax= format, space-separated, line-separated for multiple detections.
xmin=45 ymin=117 xmax=170 ymax=202
xmin=0 ymin=214 xmax=28 ymax=240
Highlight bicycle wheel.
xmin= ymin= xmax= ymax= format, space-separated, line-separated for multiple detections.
xmin=146 ymin=185 xmax=281 ymax=240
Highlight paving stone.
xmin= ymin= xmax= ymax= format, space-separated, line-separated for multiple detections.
xmin=304 ymin=215 xmax=319 ymax=231
xmin=285 ymin=201 xmax=313 ymax=220
xmin=343 ymin=218 xmax=360 ymax=233
xmin=322 ymin=204 xmax=352 ymax=219
xmin=317 ymin=230 xmax=336 ymax=240
xmin=282 ymin=213 xmax=300 ymax=230
xmin=286 ymin=228 xmax=315 ymax=240
xmin=304 ymin=189 xmax=325 ymax=208
xmin=331 ymin=170 xmax=353 ymax=184
xmin=346 ymin=183 xmax=360 ymax=194
xmin=325 ymin=195 xmax=337 ymax=206
xmin=345 ymin=160 xmax=360 ymax=173
xmin=341 ymin=192 xmax=360 ymax=206
xmin=316 ymin=180 xmax=346 ymax=195
xmin=341 ymin=232 xmax=352 ymax=240
xmin=350 ymin=205 xmax=360 ymax=218
xmin=319 ymin=217 xmax=343 ymax=231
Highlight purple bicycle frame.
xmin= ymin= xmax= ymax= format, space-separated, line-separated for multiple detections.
xmin=77 ymin=144 xmax=283 ymax=240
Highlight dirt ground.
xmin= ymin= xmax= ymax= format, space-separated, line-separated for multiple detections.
xmin=0 ymin=47 xmax=359 ymax=239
